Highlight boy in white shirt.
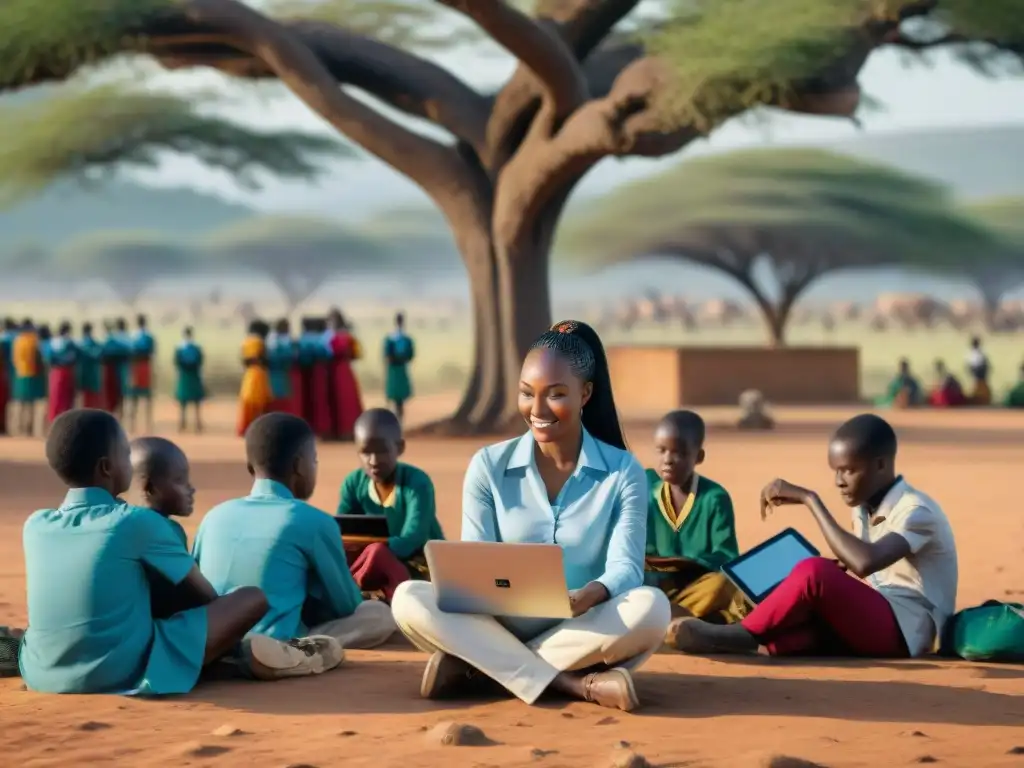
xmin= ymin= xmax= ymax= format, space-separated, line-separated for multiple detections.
xmin=668 ymin=413 xmax=958 ymax=657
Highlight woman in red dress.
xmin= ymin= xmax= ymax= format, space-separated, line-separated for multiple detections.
xmin=326 ymin=309 xmax=364 ymax=441
xmin=46 ymin=322 xmax=78 ymax=424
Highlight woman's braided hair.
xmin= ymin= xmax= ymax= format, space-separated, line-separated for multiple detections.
xmin=529 ymin=320 xmax=627 ymax=450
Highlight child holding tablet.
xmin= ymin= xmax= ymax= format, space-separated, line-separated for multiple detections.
xmin=644 ymin=410 xmax=747 ymax=624
xmin=668 ymin=413 xmax=958 ymax=658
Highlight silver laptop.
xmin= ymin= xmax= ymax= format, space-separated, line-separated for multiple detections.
xmin=424 ymin=541 xmax=573 ymax=619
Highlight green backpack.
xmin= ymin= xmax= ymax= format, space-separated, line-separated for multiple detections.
xmin=940 ymin=601 xmax=1024 ymax=663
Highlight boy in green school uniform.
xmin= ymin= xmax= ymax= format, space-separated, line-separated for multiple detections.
xmin=194 ymin=413 xmax=397 ymax=669
xmin=644 ymin=410 xmax=748 ymax=625
xmin=337 ymin=408 xmax=444 ymax=603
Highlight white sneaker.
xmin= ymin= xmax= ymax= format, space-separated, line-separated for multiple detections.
xmin=248 ymin=634 xmax=345 ymax=680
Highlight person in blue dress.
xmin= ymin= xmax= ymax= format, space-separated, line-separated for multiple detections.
xmin=18 ymin=409 xmax=276 ymax=694
xmin=174 ymin=327 xmax=205 ymax=434
xmin=76 ymin=322 xmax=105 ymax=410
xmin=266 ymin=318 xmax=297 ymax=414
xmin=390 ymin=320 xmax=671 ymax=712
xmin=383 ymin=312 xmax=415 ymax=424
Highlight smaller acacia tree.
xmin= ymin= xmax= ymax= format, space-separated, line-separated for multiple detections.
xmin=963 ymin=198 xmax=1024 ymax=330
xmin=204 ymin=215 xmax=395 ymax=313
xmin=56 ymin=230 xmax=196 ymax=308
xmin=558 ymin=148 xmax=993 ymax=345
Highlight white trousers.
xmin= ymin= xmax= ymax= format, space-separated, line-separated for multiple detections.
xmin=308 ymin=600 xmax=397 ymax=649
xmin=391 ymin=581 xmax=671 ymax=704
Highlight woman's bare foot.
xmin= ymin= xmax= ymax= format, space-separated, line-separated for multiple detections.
xmin=667 ymin=617 xmax=759 ymax=654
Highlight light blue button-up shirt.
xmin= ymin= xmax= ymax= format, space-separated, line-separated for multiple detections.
xmin=461 ymin=429 xmax=647 ymax=597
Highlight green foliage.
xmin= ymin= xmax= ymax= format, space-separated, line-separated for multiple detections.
xmin=647 ymin=0 xmax=1024 ymax=129
xmin=0 ymin=0 xmax=172 ymax=91
xmin=0 ymin=84 xmax=347 ymax=206
xmin=557 ymin=148 xmax=993 ymax=271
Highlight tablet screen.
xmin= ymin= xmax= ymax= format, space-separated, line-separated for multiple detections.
xmin=335 ymin=515 xmax=389 ymax=538
xmin=726 ymin=530 xmax=818 ymax=600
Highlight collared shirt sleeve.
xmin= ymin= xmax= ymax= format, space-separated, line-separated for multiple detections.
xmin=307 ymin=513 xmax=364 ymax=618
xmin=886 ymin=504 xmax=935 ymax=554
xmin=134 ymin=508 xmax=196 ymax=586
xmin=461 ymin=449 xmax=499 ymax=542
xmin=596 ymin=455 xmax=648 ymax=597
xmin=389 ymin=474 xmax=436 ymax=559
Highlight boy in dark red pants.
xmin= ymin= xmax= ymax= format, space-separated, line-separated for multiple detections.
xmin=669 ymin=413 xmax=958 ymax=658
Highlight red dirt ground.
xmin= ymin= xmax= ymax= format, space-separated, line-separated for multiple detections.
xmin=1 ymin=398 xmax=1022 ymax=768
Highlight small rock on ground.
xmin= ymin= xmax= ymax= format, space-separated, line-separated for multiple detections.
xmin=761 ymin=756 xmax=830 ymax=768
xmin=176 ymin=742 xmax=233 ymax=758
xmin=211 ymin=724 xmax=246 ymax=737
xmin=427 ymin=721 xmax=495 ymax=747
xmin=609 ymin=747 xmax=651 ymax=768
xmin=78 ymin=721 xmax=112 ymax=732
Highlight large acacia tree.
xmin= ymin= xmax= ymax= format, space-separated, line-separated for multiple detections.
xmin=557 ymin=148 xmax=995 ymax=344
xmin=3 ymin=0 xmax=1023 ymax=432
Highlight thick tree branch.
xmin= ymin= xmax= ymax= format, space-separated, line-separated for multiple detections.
xmin=482 ymin=0 xmax=633 ymax=173
xmin=146 ymin=18 xmax=489 ymax=155
xmin=441 ymin=0 xmax=586 ymax=121
xmin=174 ymin=0 xmax=476 ymax=202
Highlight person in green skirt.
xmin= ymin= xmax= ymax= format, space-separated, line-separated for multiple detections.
xmin=383 ymin=312 xmax=415 ymax=424
xmin=174 ymin=327 xmax=205 ymax=433
xmin=12 ymin=319 xmax=42 ymax=436
xmin=1005 ymin=362 xmax=1024 ymax=409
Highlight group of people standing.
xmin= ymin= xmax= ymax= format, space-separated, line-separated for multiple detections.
xmin=235 ymin=309 xmax=416 ymax=440
xmin=0 ymin=315 xmax=157 ymax=437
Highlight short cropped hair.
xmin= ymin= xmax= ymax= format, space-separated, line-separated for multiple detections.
xmin=46 ymin=409 xmax=124 ymax=486
xmin=831 ymin=413 xmax=897 ymax=460
xmin=245 ymin=413 xmax=314 ymax=478
xmin=658 ymin=409 xmax=706 ymax=446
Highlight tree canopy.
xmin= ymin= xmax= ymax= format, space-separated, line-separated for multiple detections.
xmin=3 ymin=0 xmax=1023 ymax=431
xmin=203 ymin=214 xmax=396 ymax=310
xmin=557 ymin=147 xmax=996 ymax=343
xmin=55 ymin=229 xmax=196 ymax=306
xmin=0 ymin=84 xmax=349 ymax=206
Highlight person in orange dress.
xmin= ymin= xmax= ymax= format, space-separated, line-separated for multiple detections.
xmin=326 ymin=309 xmax=364 ymax=441
xmin=237 ymin=320 xmax=273 ymax=437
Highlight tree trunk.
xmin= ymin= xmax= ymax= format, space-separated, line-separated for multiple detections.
xmin=978 ymin=285 xmax=1003 ymax=333
xmin=494 ymin=236 xmax=554 ymax=427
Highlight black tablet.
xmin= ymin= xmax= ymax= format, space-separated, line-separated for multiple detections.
xmin=721 ymin=527 xmax=820 ymax=604
xmin=334 ymin=514 xmax=389 ymax=538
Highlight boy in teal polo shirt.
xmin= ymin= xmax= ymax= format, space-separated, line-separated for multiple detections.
xmin=18 ymin=409 xmax=275 ymax=694
xmin=645 ymin=410 xmax=748 ymax=625
xmin=194 ymin=413 xmax=396 ymax=669
xmin=337 ymin=408 xmax=444 ymax=602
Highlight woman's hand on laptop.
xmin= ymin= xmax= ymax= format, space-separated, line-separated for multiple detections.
xmin=759 ymin=478 xmax=814 ymax=520
xmin=569 ymin=582 xmax=610 ymax=617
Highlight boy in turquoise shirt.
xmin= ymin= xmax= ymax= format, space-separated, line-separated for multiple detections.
xmin=645 ymin=410 xmax=748 ymax=625
xmin=195 ymin=413 xmax=396 ymax=666
xmin=337 ymin=408 xmax=444 ymax=602
xmin=19 ymin=409 xmax=273 ymax=694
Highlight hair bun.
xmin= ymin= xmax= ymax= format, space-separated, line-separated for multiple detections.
xmin=552 ymin=320 xmax=580 ymax=334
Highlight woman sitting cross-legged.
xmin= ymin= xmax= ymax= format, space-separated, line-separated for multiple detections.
xmin=390 ymin=321 xmax=671 ymax=712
